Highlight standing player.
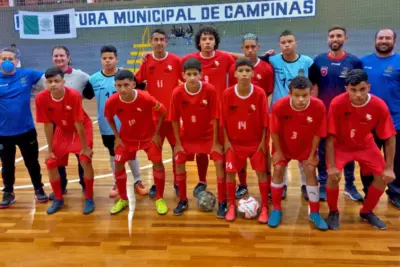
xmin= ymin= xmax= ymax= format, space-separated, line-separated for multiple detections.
xmin=361 ymin=29 xmax=400 ymax=208
xmin=221 ymin=58 xmax=269 ymax=223
xmin=105 ymin=70 xmax=168 ymax=215
xmin=0 ymin=48 xmax=48 ymax=208
xmin=269 ymin=76 xmax=328 ymax=230
xmin=228 ymin=33 xmax=274 ymax=199
xmin=35 ymin=67 xmax=95 ymax=215
xmin=326 ymin=69 xmax=396 ymax=230
xmin=181 ymin=25 xmax=236 ymax=197
xmin=309 ymin=26 xmax=363 ymax=202
xmin=136 ymin=29 xmax=181 ymax=198
xmin=86 ymin=45 xmax=147 ymax=198
xmin=170 ymin=58 xmax=225 ymax=217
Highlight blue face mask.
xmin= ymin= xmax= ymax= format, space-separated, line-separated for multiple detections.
xmin=1 ymin=60 xmax=15 ymax=73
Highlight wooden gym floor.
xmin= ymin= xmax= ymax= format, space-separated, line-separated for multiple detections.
xmin=0 ymin=99 xmax=399 ymax=267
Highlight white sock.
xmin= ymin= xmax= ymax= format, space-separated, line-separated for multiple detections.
xmin=306 ymin=185 xmax=319 ymax=203
xmin=298 ymin=161 xmax=306 ymax=186
xmin=271 ymin=182 xmax=285 ymax=188
xmin=128 ymin=159 xmax=141 ymax=183
xmin=109 ymin=156 xmax=116 ymax=183
xmin=282 ymin=167 xmax=288 ymax=185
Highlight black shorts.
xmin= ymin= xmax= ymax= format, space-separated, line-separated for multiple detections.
xmin=101 ymin=135 xmax=116 ymax=156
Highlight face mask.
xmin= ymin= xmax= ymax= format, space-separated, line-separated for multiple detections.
xmin=1 ymin=60 xmax=15 ymax=73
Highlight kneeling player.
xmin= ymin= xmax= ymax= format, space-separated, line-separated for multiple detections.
xmin=269 ymin=76 xmax=328 ymax=230
xmin=35 ymin=67 xmax=95 ymax=215
xmin=105 ymin=70 xmax=168 ymax=215
xmin=326 ymin=69 xmax=396 ymax=230
xmin=170 ymin=58 xmax=226 ymax=217
xmin=221 ymin=58 xmax=269 ymax=223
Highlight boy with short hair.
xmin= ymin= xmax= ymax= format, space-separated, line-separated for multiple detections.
xmin=170 ymin=58 xmax=226 ymax=216
xmin=269 ymin=76 xmax=328 ymax=230
xmin=105 ymin=70 xmax=168 ymax=215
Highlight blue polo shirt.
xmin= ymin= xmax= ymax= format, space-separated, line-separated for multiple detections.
xmin=0 ymin=69 xmax=43 ymax=136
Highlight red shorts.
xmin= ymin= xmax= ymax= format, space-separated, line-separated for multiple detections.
xmin=225 ymin=145 xmax=266 ymax=173
xmin=159 ymin=121 xmax=176 ymax=147
xmin=271 ymin=145 xmax=310 ymax=166
xmin=327 ymin=144 xmax=385 ymax=176
xmin=176 ymin=138 xmax=223 ymax=163
xmin=115 ymin=141 xmax=162 ymax=164
xmin=50 ymin=121 xmax=93 ymax=167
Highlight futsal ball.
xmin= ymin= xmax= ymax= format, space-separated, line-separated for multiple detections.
xmin=238 ymin=196 xmax=260 ymax=219
xmin=197 ymin=191 xmax=216 ymax=212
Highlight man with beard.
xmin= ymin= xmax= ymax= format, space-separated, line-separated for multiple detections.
xmin=361 ymin=29 xmax=400 ymax=209
xmin=309 ymin=26 xmax=363 ymax=202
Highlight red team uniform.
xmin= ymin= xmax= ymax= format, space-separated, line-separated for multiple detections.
xmin=104 ymin=90 xmax=165 ymax=164
xmin=135 ymin=52 xmax=181 ymax=146
xmin=221 ymin=84 xmax=269 ymax=173
xmin=270 ymin=96 xmax=327 ymax=165
xmin=327 ymin=93 xmax=396 ymax=174
xmin=35 ymin=87 xmax=93 ymax=168
xmin=228 ymin=58 xmax=274 ymax=95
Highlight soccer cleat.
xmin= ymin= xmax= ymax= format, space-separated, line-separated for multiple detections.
xmin=193 ymin=183 xmax=207 ymax=197
xmin=309 ymin=212 xmax=328 ymax=231
xmin=110 ymin=199 xmax=128 ymax=215
xmin=258 ymin=206 xmax=269 ymax=224
xmin=134 ymin=180 xmax=148 ymax=196
xmin=47 ymin=199 xmax=64 ymax=215
xmin=225 ymin=204 xmax=236 ymax=222
xmin=109 ymin=184 xmax=119 ymax=198
xmin=344 ymin=185 xmax=364 ymax=202
xmin=301 ymin=185 xmax=309 ymax=201
xmin=389 ymin=198 xmax=400 ymax=209
xmin=148 ymin=184 xmax=157 ymax=198
xmin=326 ymin=211 xmax=340 ymax=230
xmin=174 ymin=184 xmax=179 ymax=196
xmin=173 ymin=200 xmax=188 ymax=216
xmin=83 ymin=199 xmax=95 ymax=215
xmin=360 ymin=212 xmax=387 ymax=230
xmin=34 ymin=188 xmax=49 ymax=203
xmin=268 ymin=210 xmax=282 ymax=228
xmin=156 ymin=198 xmax=168 ymax=215
xmin=49 ymin=189 xmax=68 ymax=201
xmin=235 ymin=185 xmax=248 ymax=199
xmin=216 ymin=202 xmax=227 ymax=218
xmin=0 ymin=192 xmax=16 ymax=209
xmin=319 ymin=186 xmax=327 ymax=201
xmin=281 ymin=185 xmax=287 ymax=200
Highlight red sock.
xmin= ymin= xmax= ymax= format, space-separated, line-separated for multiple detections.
xmin=271 ymin=185 xmax=283 ymax=210
xmin=217 ymin=177 xmax=226 ymax=203
xmin=84 ymin=178 xmax=94 ymax=199
xmin=238 ymin=170 xmax=247 ymax=186
xmin=361 ymin=185 xmax=384 ymax=213
xmin=176 ymin=172 xmax=187 ymax=201
xmin=226 ymin=180 xmax=236 ymax=206
xmin=258 ymin=181 xmax=269 ymax=207
xmin=50 ymin=178 xmax=63 ymax=200
xmin=326 ymin=186 xmax=339 ymax=212
xmin=115 ymin=169 xmax=127 ymax=200
xmin=196 ymin=154 xmax=209 ymax=184
xmin=154 ymin=168 xmax=166 ymax=200
xmin=308 ymin=201 xmax=320 ymax=213
xmin=172 ymin=159 xmax=177 ymax=185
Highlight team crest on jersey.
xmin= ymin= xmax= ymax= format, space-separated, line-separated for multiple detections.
xmin=165 ymin=65 xmax=173 ymax=73
xmin=137 ymin=107 xmax=142 ymax=112
xmin=20 ymin=77 xmax=27 ymax=85
xmin=256 ymin=74 xmax=262 ymax=80
xmin=340 ymin=67 xmax=349 ymax=78
xmin=202 ymin=99 xmax=208 ymax=105
xmin=66 ymin=105 xmax=72 ymax=110
xmin=250 ymin=104 xmax=256 ymax=111
xmin=214 ymin=60 xmax=220 ymax=67
xmin=384 ymin=66 xmax=393 ymax=73
xmin=298 ymin=68 xmax=305 ymax=76
xmin=366 ymin=114 xmax=372 ymax=121
xmin=307 ymin=116 xmax=313 ymax=123
xmin=320 ymin=66 xmax=328 ymax=76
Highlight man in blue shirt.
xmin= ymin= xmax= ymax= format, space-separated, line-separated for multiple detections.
xmin=361 ymin=29 xmax=400 ymax=209
xmin=0 ymin=49 xmax=48 ymax=208
xmin=309 ymin=26 xmax=363 ymax=202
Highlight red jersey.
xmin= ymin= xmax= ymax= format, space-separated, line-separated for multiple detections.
xmin=220 ymin=84 xmax=269 ymax=146
xmin=270 ymin=96 xmax=327 ymax=158
xmin=170 ymin=82 xmax=217 ymax=141
xmin=229 ymin=58 xmax=274 ymax=95
xmin=135 ymin=52 xmax=181 ymax=117
xmin=35 ymin=87 xmax=91 ymax=132
xmin=181 ymin=50 xmax=235 ymax=99
xmin=104 ymin=90 xmax=166 ymax=143
xmin=328 ymin=93 xmax=396 ymax=150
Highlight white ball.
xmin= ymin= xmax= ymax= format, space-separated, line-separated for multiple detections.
xmin=238 ymin=196 xmax=260 ymax=219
